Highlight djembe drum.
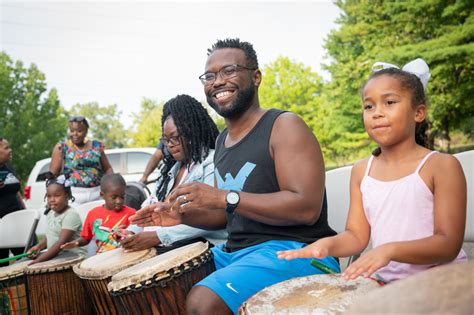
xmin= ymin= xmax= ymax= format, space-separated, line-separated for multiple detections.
xmin=239 ymin=274 xmax=381 ymax=315
xmin=0 ymin=260 xmax=31 ymax=315
xmin=73 ymin=247 xmax=156 ymax=315
xmin=108 ymin=242 xmax=214 ymax=315
xmin=347 ymin=261 xmax=474 ymax=314
xmin=25 ymin=252 xmax=91 ymax=315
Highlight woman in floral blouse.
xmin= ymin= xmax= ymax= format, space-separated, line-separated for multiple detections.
xmin=50 ymin=116 xmax=113 ymax=206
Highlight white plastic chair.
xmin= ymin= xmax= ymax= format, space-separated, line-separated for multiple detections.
xmin=0 ymin=209 xmax=40 ymax=252
xmin=75 ymin=200 xmax=104 ymax=223
xmin=326 ymin=165 xmax=353 ymax=234
xmin=325 ymin=165 xmax=359 ymax=268
xmin=454 ymin=150 xmax=474 ymax=259
xmin=454 ymin=150 xmax=473 ymax=247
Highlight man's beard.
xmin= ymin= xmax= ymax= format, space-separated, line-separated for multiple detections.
xmin=207 ymin=84 xmax=255 ymax=119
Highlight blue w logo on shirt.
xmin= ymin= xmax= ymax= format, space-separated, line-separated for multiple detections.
xmin=216 ymin=162 xmax=256 ymax=191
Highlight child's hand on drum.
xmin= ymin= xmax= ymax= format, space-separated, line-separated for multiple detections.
xmin=113 ymin=229 xmax=133 ymax=241
xmin=342 ymin=245 xmax=392 ymax=281
xmin=61 ymin=241 xmax=80 ymax=250
xmin=121 ymin=231 xmax=160 ymax=252
xmin=277 ymin=240 xmax=329 ymax=260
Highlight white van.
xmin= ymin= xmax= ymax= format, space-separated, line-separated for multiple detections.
xmin=24 ymin=147 xmax=159 ymax=210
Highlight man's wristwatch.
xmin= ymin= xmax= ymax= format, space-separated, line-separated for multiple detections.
xmin=225 ymin=190 xmax=240 ymax=214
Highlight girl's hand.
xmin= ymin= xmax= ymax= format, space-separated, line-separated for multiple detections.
xmin=60 ymin=241 xmax=79 ymax=250
xmin=113 ymin=229 xmax=133 ymax=241
xmin=277 ymin=239 xmax=329 ymax=260
xmin=27 ymin=246 xmax=41 ymax=259
xmin=121 ymin=231 xmax=160 ymax=252
xmin=342 ymin=245 xmax=392 ymax=280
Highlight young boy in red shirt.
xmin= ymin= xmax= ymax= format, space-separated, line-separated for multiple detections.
xmin=62 ymin=173 xmax=135 ymax=253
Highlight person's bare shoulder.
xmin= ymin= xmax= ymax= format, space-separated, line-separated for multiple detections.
xmin=426 ymin=152 xmax=463 ymax=175
xmin=271 ymin=112 xmax=317 ymax=147
xmin=273 ymin=111 xmax=311 ymax=131
xmin=351 ymin=158 xmax=370 ymax=184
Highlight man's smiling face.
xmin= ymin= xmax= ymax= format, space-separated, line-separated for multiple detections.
xmin=204 ymin=48 xmax=257 ymax=119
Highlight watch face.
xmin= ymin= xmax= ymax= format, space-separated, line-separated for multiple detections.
xmin=226 ymin=191 xmax=239 ymax=205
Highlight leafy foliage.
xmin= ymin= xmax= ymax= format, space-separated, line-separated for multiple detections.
xmin=0 ymin=52 xmax=68 ymax=182
xmin=128 ymin=98 xmax=163 ymax=147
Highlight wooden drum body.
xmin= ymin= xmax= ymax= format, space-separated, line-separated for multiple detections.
xmin=108 ymin=242 xmax=214 ymax=315
xmin=25 ymin=253 xmax=91 ymax=315
xmin=240 ymin=274 xmax=380 ymax=315
xmin=73 ymin=247 xmax=156 ymax=315
xmin=0 ymin=261 xmax=31 ymax=315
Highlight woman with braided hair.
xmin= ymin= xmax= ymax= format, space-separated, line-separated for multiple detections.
xmin=155 ymin=94 xmax=219 ymax=202
xmin=117 ymin=94 xmax=227 ymax=251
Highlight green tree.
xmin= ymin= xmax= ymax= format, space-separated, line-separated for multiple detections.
xmin=260 ymin=56 xmax=323 ymax=119
xmin=259 ymin=57 xmax=337 ymax=159
xmin=69 ymin=102 xmax=128 ymax=149
xmin=213 ymin=116 xmax=226 ymax=132
xmin=0 ymin=52 xmax=68 ymax=182
xmin=381 ymin=1 xmax=474 ymax=150
xmin=323 ymin=0 xmax=474 ymax=157
xmin=128 ymin=98 xmax=163 ymax=147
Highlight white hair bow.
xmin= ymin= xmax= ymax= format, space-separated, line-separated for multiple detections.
xmin=56 ymin=174 xmax=73 ymax=187
xmin=372 ymin=58 xmax=430 ymax=90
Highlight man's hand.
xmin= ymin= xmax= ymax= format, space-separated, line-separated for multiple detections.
xmin=129 ymin=202 xmax=182 ymax=227
xmin=167 ymin=182 xmax=225 ymax=213
xmin=120 ymin=231 xmax=161 ymax=252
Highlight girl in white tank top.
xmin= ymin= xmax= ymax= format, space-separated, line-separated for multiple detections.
xmin=278 ymin=59 xmax=467 ymax=283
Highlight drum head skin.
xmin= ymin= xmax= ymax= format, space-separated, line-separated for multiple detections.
xmin=347 ymin=261 xmax=474 ymax=314
xmin=26 ymin=252 xmax=84 ymax=274
xmin=240 ymin=274 xmax=380 ymax=315
xmin=0 ymin=260 xmax=31 ymax=281
xmin=108 ymin=241 xmax=208 ymax=292
xmin=74 ymin=247 xmax=156 ymax=279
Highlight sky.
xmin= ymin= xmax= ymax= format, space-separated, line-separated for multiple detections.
xmin=0 ymin=0 xmax=341 ymax=128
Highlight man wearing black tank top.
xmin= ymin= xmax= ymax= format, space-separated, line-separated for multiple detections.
xmin=130 ymin=38 xmax=338 ymax=314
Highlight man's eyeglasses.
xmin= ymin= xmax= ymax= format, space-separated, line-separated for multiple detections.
xmin=69 ymin=116 xmax=89 ymax=128
xmin=161 ymin=136 xmax=181 ymax=147
xmin=199 ymin=64 xmax=257 ymax=86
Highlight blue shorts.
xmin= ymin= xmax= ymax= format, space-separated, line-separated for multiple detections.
xmin=196 ymin=240 xmax=340 ymax=314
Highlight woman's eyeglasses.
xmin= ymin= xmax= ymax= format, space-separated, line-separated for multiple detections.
xmin=161 ymin=136 xmax=181 ymax=147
